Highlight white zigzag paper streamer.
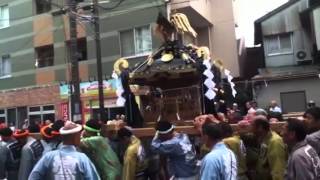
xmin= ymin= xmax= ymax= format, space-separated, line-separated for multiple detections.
xmin=203 ymin=59 xmax=216 ymax=100
xmin=205 ymin=89 xmax=216 ymax=100
xmin=203 ymin=59 xmax=211 ymax=69
xmin=224 ymin=69 xmax=237 ymax=97
xmin=204 ymin=79 xmax=216 ymax=89
xmin=203 ymin=69 xmax=214 ymax=79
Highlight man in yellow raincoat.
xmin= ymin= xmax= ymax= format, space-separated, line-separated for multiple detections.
xmin=118 ymin=127 xmax=148 ymax=180
xmin=252 ymin=115 xmax=286 ymax=180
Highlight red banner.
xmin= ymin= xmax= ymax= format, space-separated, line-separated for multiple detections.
xmin=60 ymin=102 xmax=69 ymax=121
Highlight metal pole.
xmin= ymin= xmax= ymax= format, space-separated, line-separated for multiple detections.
xmin=67 ymin=0 xmax=82 ymax=122
xmin=93 ymin=0 xmax=106 ymax=121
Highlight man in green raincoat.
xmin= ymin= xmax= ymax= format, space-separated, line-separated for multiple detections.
xmin=251 ymin=116 xmax=287 ymax=180
xmin=80 ymin=119 xmax=122 ymax=180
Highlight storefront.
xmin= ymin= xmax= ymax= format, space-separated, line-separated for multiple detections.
xmin=0 ymin=85 xmax=60 ymax=128
xmin=0 ymin=80 xmax=145 ymax=128
xmin=59 ymin=79 xmax=144 ymax=122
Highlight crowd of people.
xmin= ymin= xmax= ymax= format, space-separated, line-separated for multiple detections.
xmin=0 ymin=103 xmax=320 ymax=180
xmin=191 ymin=104 xmax=320 ymax=180
xmin=0 ymin=117 xmax=155 ymax=180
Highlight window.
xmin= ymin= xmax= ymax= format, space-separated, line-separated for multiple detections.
xmin=7 ymin=108 xmax=16 ymax=127
xmin=0 ymin=5 xmax=9 ymax=29
xmin=265 ymin=33 xmax=292 ymax=55
xmin=0 ymin=54 xmax=11 ymax=77
xmin=120 ymin=25 xmax=152 ymax=57
xmin=92 ymin=107 xmax=125 ymax=121
xmin=120 ymin=30 xmax=134 ymax=57
xmin=0 ymin=109 xmax=6 ymax=123
xmin=43 ymin=105 xmax=54 ymax=111
xmin=135 ymin=26 xmax=152 ymax=55
xmin=35 ymin=45 xmax=54 ymax=68
xmin=0 ymin=107 xmax=28 ymax=128
xmin=35 ymin=0 xmax=51 ymax=14
xmin=66 ymin=38 xmax=87 ymax=61
xmin=28 ymin=105 xmax=55 ymax=124
xmin=280 ymin=91 xmax=307 ymax=113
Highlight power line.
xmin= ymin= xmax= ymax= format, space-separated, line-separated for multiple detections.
xmin=0 ymin=0 xmax=127 ymax=22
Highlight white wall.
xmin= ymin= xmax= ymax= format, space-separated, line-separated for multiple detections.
xmin=210 ymin=0 xmax=240 ymax=77
xmin=256 ymin=77 xmax=320 ymax=111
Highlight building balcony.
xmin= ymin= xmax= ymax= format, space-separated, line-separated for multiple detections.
xmin=170 ymin=0 xmax=213 ymax=28
xmin=252 ymin=65 xmax=320 ymax=81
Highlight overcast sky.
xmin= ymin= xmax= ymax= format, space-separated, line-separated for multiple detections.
xmin=236 ymin=0 xmax=289 ymax=47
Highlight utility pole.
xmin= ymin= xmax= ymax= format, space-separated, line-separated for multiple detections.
xmin=67 ymin=0 xmax=82 ymax=122
xmin=93 ymin=0 xmax=106 ymax=121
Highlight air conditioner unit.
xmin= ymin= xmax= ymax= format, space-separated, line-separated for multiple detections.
xmin=296 ymin=50 xmax=312 ymax=65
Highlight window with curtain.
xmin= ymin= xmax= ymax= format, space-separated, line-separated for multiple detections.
xmin=135 ymin=25 xmax=152 ymax=55
xmin=120 ymin=29 xmax=135 ymax=57
xmin=0 ymin=54 xmax=11 ymax=77
xmin=267 ymin=36 xmax=279 ymax=54
xmin=0 ymin=5 xmax=9 ymax=29
xmin=265 ymin=33 xmax=292 ymax=55
xmin=120 ymin=25 xmax=152 ymax=57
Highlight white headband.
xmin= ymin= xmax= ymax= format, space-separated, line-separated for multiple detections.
xmin=158 ymin=125 xmax=175 ymax=134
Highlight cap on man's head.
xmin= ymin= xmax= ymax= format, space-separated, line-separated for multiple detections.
xmin=13 ymin=129 xmax=29 ymax=139
xmin=0 ymin=127 xmax=13 ymax=137
xmin=156 ymin=121 xmax=174 ymax=134
xmin=84 ymin=119 xmax=101 ymax=134
xmin=59 ymin=121 xmax=82 ymax=135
